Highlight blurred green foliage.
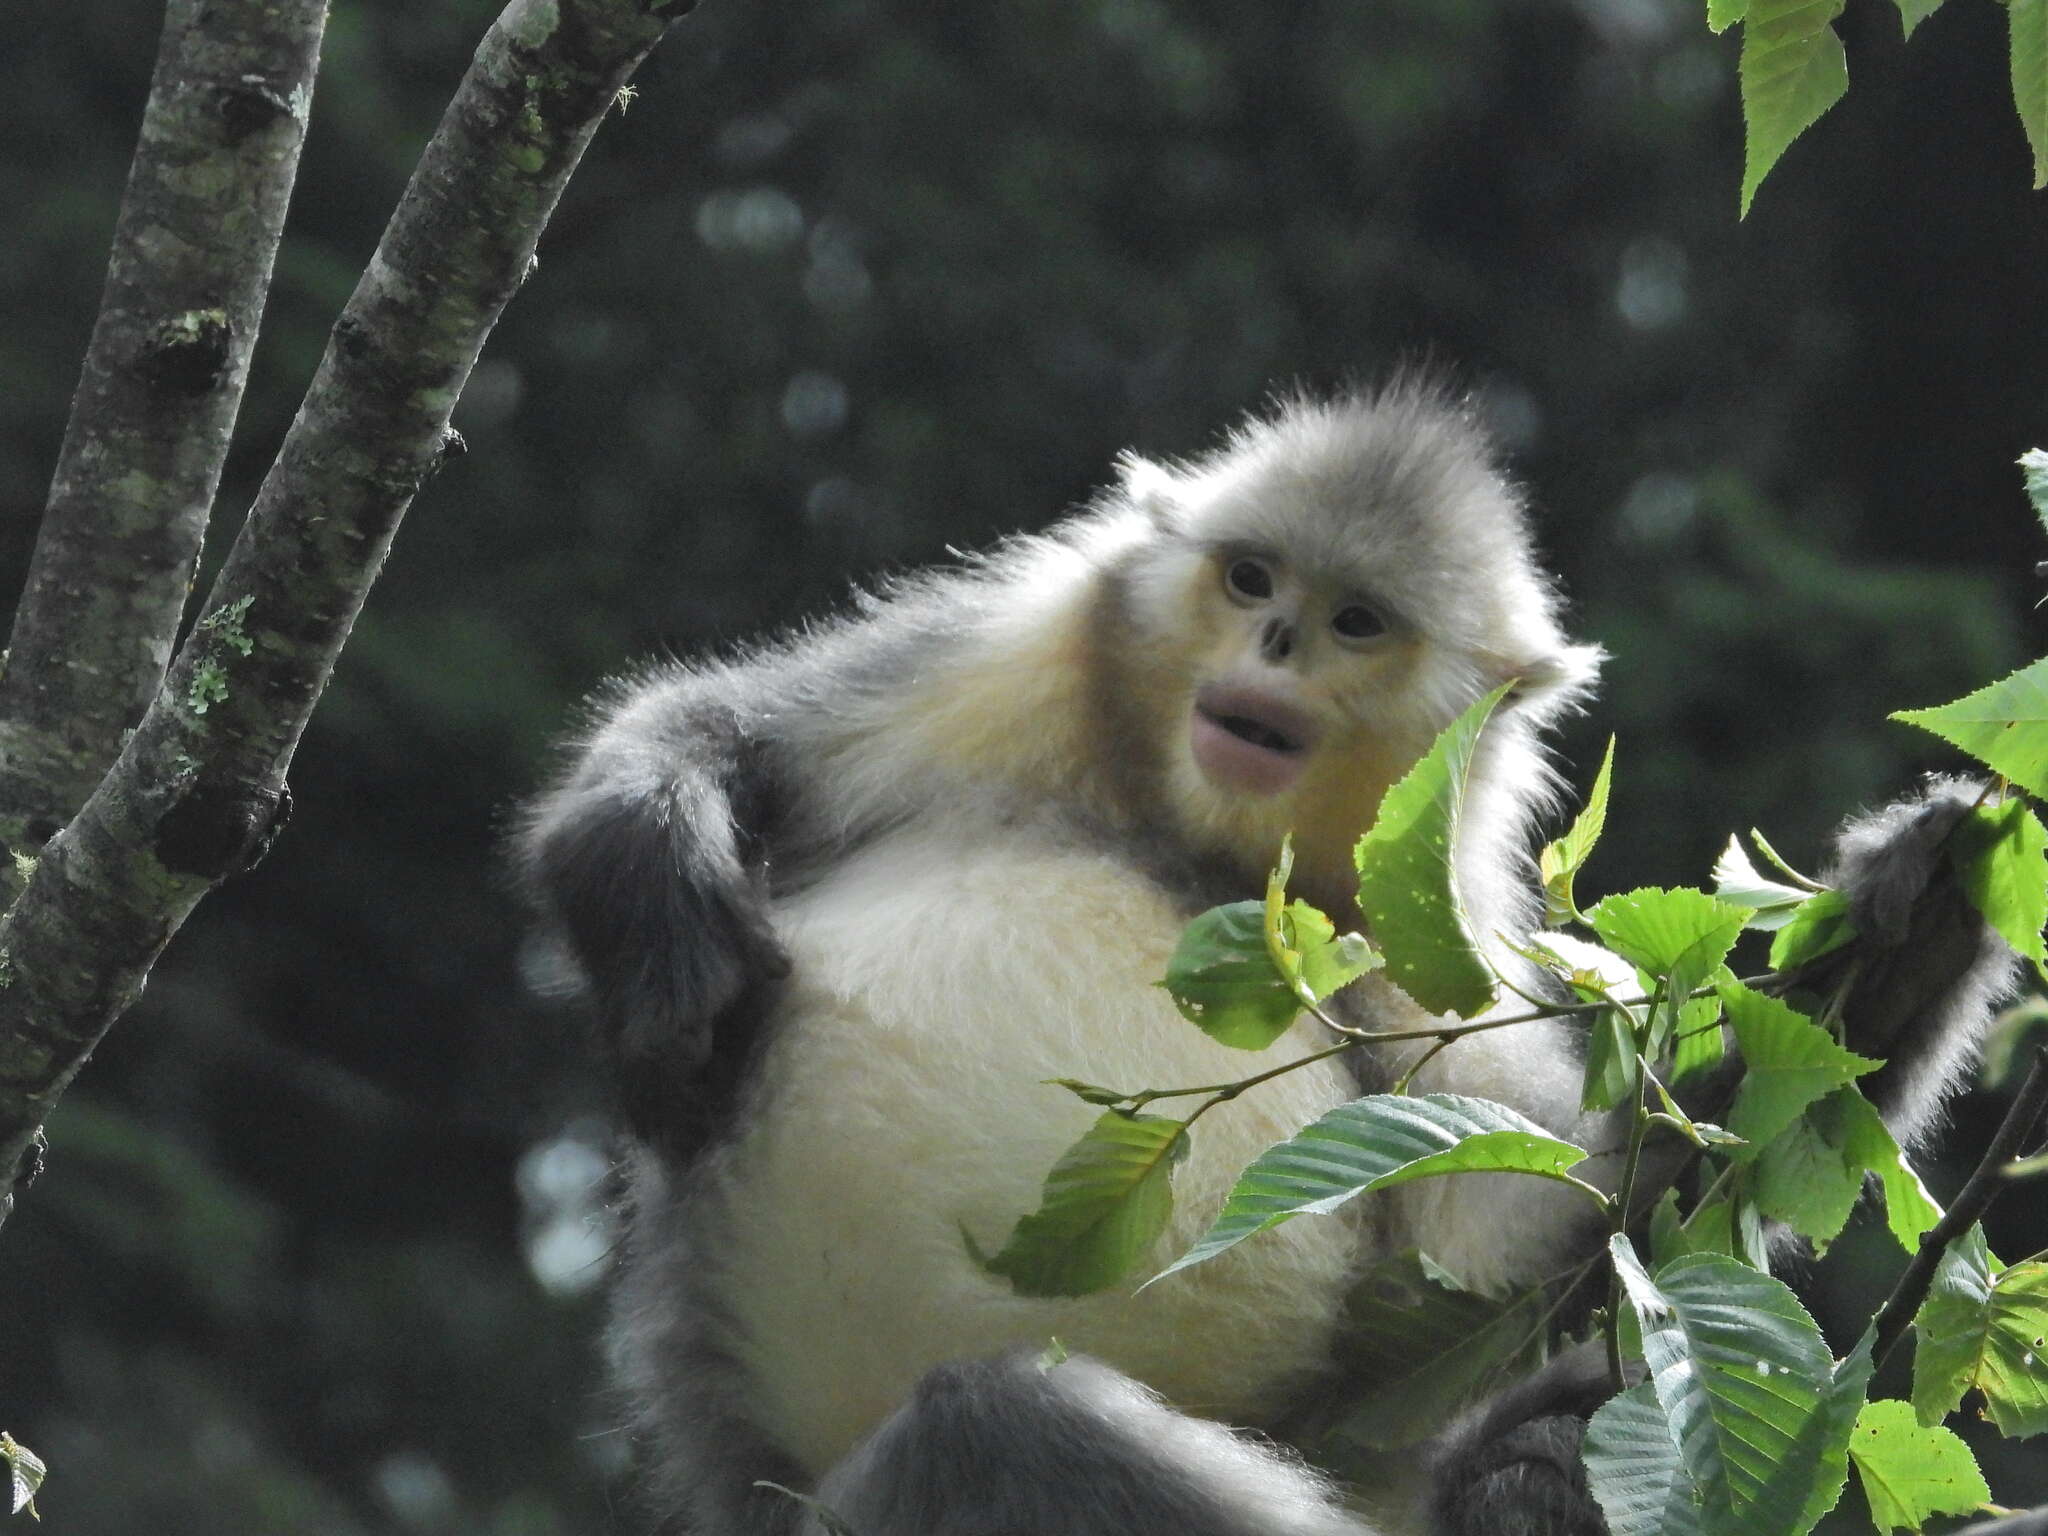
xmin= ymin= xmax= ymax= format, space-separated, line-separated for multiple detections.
xmin=3 ymin=0 xmax=2048 ymax=1528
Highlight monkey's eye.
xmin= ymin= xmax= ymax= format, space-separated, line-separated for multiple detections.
xmin=1330 ymin=604 xmax=1387 ymax=645
xmin=1223 ymin=558 xmax=1275 ymax=604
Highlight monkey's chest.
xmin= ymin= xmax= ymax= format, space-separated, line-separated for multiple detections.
xmin=707 ymin=827 xmax=1368 ymax=1476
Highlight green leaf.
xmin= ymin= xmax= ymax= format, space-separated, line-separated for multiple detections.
xmin=1768 ymin=888 xmax=1857 ymax=971
xmin=1672 ymin=990 xmax=1730 ymax=1083
xmin=1719 ymin=981 xmax=1880 ymax=1150
xmin=1848 ymin=1398 xmax=1991 ymax=1534
xmin=2022 ymin=448 xmax=2048 ymax=535
xmin=1317 ymin=1251 xmax=1550 ymax=1452
xmin=1159 ymin=901 xmax=1301 ymax=1050
xmin=1153 ymin=1094 xmax=1596 ymax=1282
xmin=1832 ymin=1088 xmax=1943 ymax=1253
xmin=1651 ymin=1187 xmax=1749 ymax=1267
xmin=1275 ymin=897 xmax=1382 ymax=1004
xmin=1713 ymin=835 xmax=1811 ymax=931
xmin=1948 ymin=799 xmax=2048 ymax=966
xmin=1708 ymin=0 xmax=1750 ymax=34
xmin=1751 ymin=1088 xmax=1937 ymax=1256
xmin=1354 ymin=686 xmax=1510 ymax=1017
xmin=1608 ymin=1237 xmax=1871 ymax=1536
xmin=977 ymin=1110 xmax=1188 ymax=1297
xmin=1982 ymin=996 xmax=2048 ymax=1089
xmin=0 ymin=1433 xmax=42 ymax=1521
xmin=2015 ymin=0 xmax=2048 ymax=190
xmin=1581 ymin=1005 xmax=1643 ymax=1113
xmin=1540 ymin=735 xmax=1615 ymax=926
xmin=1911 ymin=1227 xmax=2048 ymax=1438
xmin=1753 ymin=1098 xmax=1863 ymax=1252
xmin=1737 ymin=0 xmax=1849 ymax=218
xmin=1892 ymin=658 xmax=2048 ymax=800
xmin=1587 ymin=890 xmax=1747 ymax=1068
xmin=1750 ymin=827 xmax=1824 ymax=891
xmin=1893 ymin=0 xmax=1947 ymax=42
xmin=1585 ymin=1382 xmax=1706 ymax=1536
xmin=1589 ymin=888 xmax=1750 ymax=993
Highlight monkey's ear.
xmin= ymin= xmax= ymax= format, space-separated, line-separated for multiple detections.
xmin=1498 ymin=642 xmax=1604 ymax=713
xmin=1117 ymin=452 xmax=1180 ymax=526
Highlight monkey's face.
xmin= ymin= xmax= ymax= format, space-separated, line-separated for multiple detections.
xmin=1145 ymin=541 xmax=1448 ymax=906
xmin=1185 ymin=547 xmax=1412 ymax=798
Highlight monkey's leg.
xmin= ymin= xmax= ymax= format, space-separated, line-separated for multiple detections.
xmin=1425 ymin=1345 xmax=1615 ymax=1536
xmin=1800 ymin=777 xmax=2021 ymax=1145
xmin=805 ymin=1351 xmax=1375 ymax=1536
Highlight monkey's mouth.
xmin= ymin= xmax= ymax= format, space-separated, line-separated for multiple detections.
xmin=1190 ymin=685 xmax=1320 ymax=796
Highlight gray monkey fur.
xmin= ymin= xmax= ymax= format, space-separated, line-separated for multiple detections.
xmin=522 ymin=384 xmax=2018 ymax=1536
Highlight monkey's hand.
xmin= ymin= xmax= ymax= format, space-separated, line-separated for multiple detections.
xmin=1427 ymin=1344 xmax=1620 ymax=1536
xmin=1790 ymin=777 xmax=2021 ymax=1144
xmin=521 ymin=694 xmax=792 ymax=1148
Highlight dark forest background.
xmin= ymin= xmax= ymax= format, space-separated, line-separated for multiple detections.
xmin=3 ymin=0 xmax=2047 ymax=1530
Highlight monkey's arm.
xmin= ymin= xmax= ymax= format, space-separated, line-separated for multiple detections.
xmin=520 ymin=665 xmax=794 ymax=1145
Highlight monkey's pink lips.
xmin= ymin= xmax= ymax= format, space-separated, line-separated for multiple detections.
xmin=1190 ymin=686 xmax=1321 ymax=796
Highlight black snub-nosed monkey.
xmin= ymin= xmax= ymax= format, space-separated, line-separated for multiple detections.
xmin=522 ymin=382 xmax=2016 ymax=1536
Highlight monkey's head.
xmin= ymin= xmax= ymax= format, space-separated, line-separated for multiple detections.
xmin=1107 ymin=385 xmax=1601 ymax=912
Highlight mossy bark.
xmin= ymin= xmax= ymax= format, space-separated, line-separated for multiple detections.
xmin=0 ymin=0 xmax=328 ymax=873
xmin=0 ymin=0 xmax=678 ymax=1226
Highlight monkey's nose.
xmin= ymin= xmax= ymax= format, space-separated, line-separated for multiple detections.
xmin=1259 ymin=617 xmax=1295 ymax=663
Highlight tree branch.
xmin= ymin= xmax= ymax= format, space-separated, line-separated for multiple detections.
xmin=0 ymin=0 xmax=681 ymax=1226
xmin=1872 ymin=1044 xmax=2048 ymax=1372
xmin=0 ymin=0 xmax=328 ymax=867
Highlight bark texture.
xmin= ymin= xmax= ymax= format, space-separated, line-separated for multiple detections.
xmin=0 ymin=0 xmax=677 ymax=1224
xmin=0 ymin=0 xmax=328 ymax=867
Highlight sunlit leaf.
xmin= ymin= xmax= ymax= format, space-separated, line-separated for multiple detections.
xmin=1769 ymin=888 xmax=1857 ymax=971
xmin=977 ymin=1110 xmax=1188 ymax=1297
xmin=2015 ymin=0 xmax=2048 ymax=191
xmin=1892 ymin=657 xmax=2048 ymax=801
xmin=1754 ymin=1101 xmax=1862 ymax=1253
xmin=1912 ymin=1226 xmax=2048 ymax=1438
xmin=1848 ymin=1398 xmax=1991 ymax=1534
xmin=1154 ymin=1094 xmax=1595 ymax=1282
xmin=1719 ymin=982 xmax=1879 ymax=1150
xmin=1276 ymin=896 xmax=1382 ymax=1004
xmin=1355 ymin=686 xmax=1509 ymax=1018
xmin=1738 ymin=0 xmax=1849 ymax=217
xmin=0 ymin=1434 xmax=41 ymax=1521
xmin=1832 ymin=1088 xmax=1943 ymax=1253
xmin=1672 ymin=990 xmax=1730 ymax=1084
xmin=1609 ymin=1237 xmax=1871 ymax=1536
xmin=1948 ymin=798 xmax=2048 ymax=966
xmin=1713 ymin=834 xmax=1810 ymax=931
xmin=1708 ymin=0 xmax=1750 ymax=34
xmin=1589 ymin=888 xmax=1749 ymax=996
xmin=1540 ymin=735 xmax=1615 ymax=926
xmin=2022 ymin=448 xmax=2048 ymax=535
xmin=1159 ymin=900 xmax=1300 ymax=1050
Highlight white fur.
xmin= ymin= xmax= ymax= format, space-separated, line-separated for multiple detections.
xmin=714 ymin=824 xmax=1370 ymax=1474
xmin=710 ymin=819 xmax=1623 ymax=1477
